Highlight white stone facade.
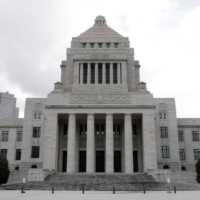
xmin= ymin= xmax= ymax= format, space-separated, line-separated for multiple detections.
xmin=0 ymin=16 xmax=200 ymax=182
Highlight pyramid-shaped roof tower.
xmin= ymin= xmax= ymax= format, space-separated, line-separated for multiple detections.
xmin=79 ymin=16 xmax=123 ymax=38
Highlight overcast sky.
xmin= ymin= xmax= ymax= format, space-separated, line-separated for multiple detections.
xmin=0 ymin=0 xmax=200 ymax=118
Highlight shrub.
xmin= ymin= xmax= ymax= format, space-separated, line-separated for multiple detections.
xmin=195 ymin=158 xmax=200 ymax=183
xmin=0 ymin=155 xmax=10 ymax=184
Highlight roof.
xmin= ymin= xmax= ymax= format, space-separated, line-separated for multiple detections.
xmin=78 ymin=16 xmax=123 ymax=38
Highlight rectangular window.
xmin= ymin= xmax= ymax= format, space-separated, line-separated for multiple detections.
xmin=82 ymin=43 xmax=86 ymax=48
xmin=133 ymin=125 xmax=137 ymax=135
xmin=114 ymin=43 xmax=119 ymax=48
xmin=32 ymin=127 xmax=41 ymax=138
xmin=90 ymin=43 xmax=94 ymax=48
xmin=159 ymin=113 xmax=162 ymax=119
xmin=96 ymin=125 xmax=99 ymax=135
xmin=194 ymin=149 xmax=200 ymax=160
xmin=91 ymin=64 xmax=95 ymax=84
xmin=0 ymin=149 xmax=7 ymax=158
xmin=113 ymin=125 xmax=116 ymax=135
xmin=83 ymin=64 xmax=88 ymax=84
xmin=1 ymin=131 xmax=9 ymax=141
xmin=106 ymin=64 xmax=110 ymax=84
xmin=113 ymin=64 xmax=117 ymax=84
xmin=163 ymin=113 xmax=166 ymax=119
xmin=16 ymin=149 xmax=21 ymax=160
xmin=31 ymin=146 xmax=40 ymax=158
xmin=17 ymin=131 xmax=23 ymax=141
xmin=161 ymin=146 xmax=169 ymax=158
xmin=192 ymin=131 xmax=199 ymax=141
xmin=98 ymin=64 xmax=102 ymax=84
xmin=34 ymin=113 xmax=37 ymax=119
xmin=38 ymin=113 xmax=41 ymax=119
xmin=80 ymin=125 xmax=84 ymax=135
xmin=101 ymin=125 xmax=105 ymax=135
xmin=64 ymin=125 xmax=68 ymax=135
xmin=179 ymin=149 xmax=185 ymax=160
xmin=98 ymin=43 xmax=102 ymax=48
xmin=117 ymin=125 xmax=121 ymax=135
xmin=160 ymin=127 xmax=168 ymax=138
xmin=106 ymin=43 xmax=110 ymax=48
xmin=178 ymin=131 xmax=184 ymax=141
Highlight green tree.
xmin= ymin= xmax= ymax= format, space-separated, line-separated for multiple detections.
xmin=0 ymin=155 xmax=10 ymax=184
xmin=195 ymin=158 xmax=200 ymax=183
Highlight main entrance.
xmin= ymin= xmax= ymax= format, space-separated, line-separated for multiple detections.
xmin=114 ymin=151 xmax=121 ymax=172
xmin=96 ymin=151 xmax=105 ymax=172
xmin=79 ymin=151 xmax=86 ymax=172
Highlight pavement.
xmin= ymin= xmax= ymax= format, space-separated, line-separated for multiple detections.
xmin=1 ymin=190 xmax=200 ymax=200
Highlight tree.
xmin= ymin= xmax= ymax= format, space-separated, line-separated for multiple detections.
xmin=0 ymin=155 xmax=10 ymax=185
xmin=195 ymin=158 xmax=200 ymax=183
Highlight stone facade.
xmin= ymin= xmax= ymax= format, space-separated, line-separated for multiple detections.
xmin=0 ymin=16 xmax=200 ymax=182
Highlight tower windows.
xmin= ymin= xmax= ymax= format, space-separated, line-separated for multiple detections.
xmin=160 ymin=127 xmax=168 ymax=138
xmin=98 ymin=43 xmax=102 ymax=48
xmin=106 ymin=64 xmax=110 ymax=84
xmin=114 ymin=43 xmax=119 ymax=48
xmin=98 ymin=63 xmax=102 ymax=84
xmin=83 ymin=64 xmax=88 ymax=84
xmin=106 ymin=43 xmax=110 ymax=48
xmin=90 ymin=43 xmax=94 ymax=48
xmin=82 ymin=43 xmax=86 ymax=48
xmin=91 ymin=64 xmax=95 ymax=84
xmin=113 ymin=63 xmax=118 ymax=84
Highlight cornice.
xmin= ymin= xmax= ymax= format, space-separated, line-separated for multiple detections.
xmin=0 ymin=125 xmax=23 ymax=128
xmin=178 ymin=125 xmax=200 ymax=128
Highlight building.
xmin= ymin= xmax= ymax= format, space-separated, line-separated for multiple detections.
xmin=0 ymin=92 xmax=19 ymax=119
xmin=0 ymin=16 xmax=200 ymax=183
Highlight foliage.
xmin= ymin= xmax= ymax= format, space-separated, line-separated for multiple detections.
xmin=0 ymin=155 xmax=10 ymax=184
xmin=195 ymin=158 xmax=200 ymax=183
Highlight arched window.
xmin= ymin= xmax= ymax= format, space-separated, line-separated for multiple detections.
xmin=15 ymin=166 xmax=19 ymax=170
xmin=31 ymin=165 xmax=38 ymax=169
xmin=163 ymin=165 xmax=170 ymax=169
xmin=181 ymin=165 xmax=186 ymax=171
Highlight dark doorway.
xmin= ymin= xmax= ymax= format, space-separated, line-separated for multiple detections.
xmin=96 ymin=151 xmax=105 ymax=172
xmin=62 ymin=151 xmax=67 ymax=172
xmin=114 ymin=151 xmax=121 ymax=172
xmin=133 ymin=151 xmax=138 ymax=172
xmin=79 ymin=151 xmax=86 ymax=172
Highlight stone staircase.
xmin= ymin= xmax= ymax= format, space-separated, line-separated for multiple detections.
xmin=1 ymin=173 xmax=200 ymax=191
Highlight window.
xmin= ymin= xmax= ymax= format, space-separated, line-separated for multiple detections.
xmin=64 ymin=125 xmax=68 ymax=135
xmin=192 ymin=131 xmax=199 ymax=141
xmin=90 ymin=43 xmax=94 ymax=48
xmin=163 ymin=165 xmax=169 ymax=169
xmin=179 ymin=149 xmax=185 ymax=160
xmin=105 ymin=64 xmax=110 ymax=84
xmin=101 ymin=125 xmax=105 ymax=135
xmin=91 ymin=64 xmax=95 ymax=84
xmin=114 ymin=43 xmax=119 ymax=48
xmin=80 ymin=124 xmax=87 ymax=135
xmin=98 ymin=64 xmax=102 ymax=84
xmin=113 ymin=64 xmax=117 ymax=84
xmin=31 ymin=146 xmax=40 ymax=158
xmin=106 ymin=43 xmax=110 ymax=48
xmin=83 ymin=64 xmax=87 ymax=84
xmin=159 ymin=113 xmax=162 ymax=119
xmin=38 ymin=113 xmax=41 ymax=119
xmin=34 ymin=112 xmax=41 ymax=119
xmin=31 ymin=165 xmax=38 ymax=169
xmin=98 ymin=43 xmax=102 ymax=48
xmin=194 ymin=149 xmax=200 ymax=160
xmin=161 ymin=146 xmax=169 ymax=158
xmin=16 ymin=149 xmax=21 ymax=160
xmin=17 ymin=131 xmax=23 ymax=141
xmin=2 ymin=131 xmax=9 ymax=141
xmin=15 ymin=166 xmax=19 ymax=170
xmin=113 ymin=125 xmax=121 ymax=135
xmin=96 ymin=124 xmax=104 ymax=135
xmin=96 ymin=125 xmax=99 ymax=135
xmin=178 ymin=131 xmax=184 ymax=141
xmin=82 ymin=43 xmax=86 ymax=48
xmin=163 ymin=113 xmax=166 ymax=119
xmin=160 ymin=127 xmax=168 ymax=138
xmin=133 ymin=125 xmax=137 ymax=135
xmin=0 ymin=149 xmax=7 ymax=158
xmin=32 ymin=127 xmax=41 ymax=138
xmin=34 ymin=113 xmax=37 ymax=119
xmin=181 ymin=165 xmax=186 ymax=171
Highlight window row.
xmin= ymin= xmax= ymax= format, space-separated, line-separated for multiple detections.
xmin=1 ymin=131 xmax=23 ymax=141
xmin=34 ymin=112 xmax=41 ymax=119
xmin=80 ymin=63 xmax=122 ymax=84
xmin=178 ymin=131 xmax=199 ymax=141
xmin=82 ymin=43 xmax=119 ymax=48
xmin=0 ymin=147 xmax=40 ymax=159
xmin=63 ymin=124 xmax=138 ymax=136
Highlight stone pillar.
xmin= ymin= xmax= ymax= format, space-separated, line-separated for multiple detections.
xmin=95 ymin=63 xmax=98 ymax=84
xmin=142 ymin=114 xmax=157 ymax=171
xmin=80 ymin=63 xmax=83 ymax=84
xmin=110 ymin=63 xmax=113 ymax=84
xmin=124 ymin=114 xmax=133 ymax=173
xmin=86 ymin=114 xmax=95 ymax=173
xmin=106 ymin=114 xmax=114 ymax=173
xmin=67 ymin=114 xmax=76 ymax=173
xmin=87 ymin=63 xmax=91 ymax=84
xmin=117 ymin=63 xmax=121 ymax=84
xmin=102 ymin=63 xmax=106 ymax=84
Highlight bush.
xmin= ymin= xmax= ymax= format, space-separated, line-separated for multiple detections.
xmin=195 ymin=159 xmax=200 ymax=183
xmin=0 ymin=155 xmax=10 ymax=184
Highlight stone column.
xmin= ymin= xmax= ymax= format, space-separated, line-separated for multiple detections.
xmin=142 ymin=114 xmax=157 ymax=171
xmin=67 ymin=114 xmax=76 ymax=173
xmin=95 ymin=63 xmax=98 ymax=84
xmin=102 ymin=63 xmax=106 ymax=84
xmin=124 ymin=114 xmax=133 ymax=173
xmin=87 ymin=63 xmax=91 ymax=84
xmin=106 ymin=114 xmax=114 ymax=173
xmin=86 ymin=114 xmax=95 ymax=173
xmin=80 ymin=63 xmax=83 ymax=84
xmin=110 ymin=63 xmax=113 ymax=84
xmin=117 ymin=63 xmax=121 ymax=84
